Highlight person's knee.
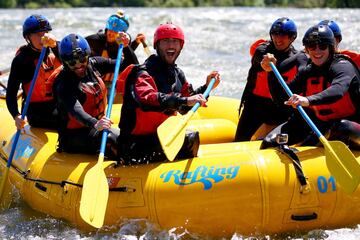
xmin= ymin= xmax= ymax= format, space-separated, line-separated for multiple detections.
xmin=177 ymin=130 xmax=200 ymax=159
xmin=327 ymin=120 xmax=360 ymax=150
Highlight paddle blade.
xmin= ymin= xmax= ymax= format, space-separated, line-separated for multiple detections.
xmin=322 ymin=139 xmax=360 ymax=194
xmin=157 ymin=115 xmax=187 ymax=161
xmin=80 ymin=162 xmax=109 ymax=228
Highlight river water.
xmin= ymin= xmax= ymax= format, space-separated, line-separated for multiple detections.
xmin=0 ymin=6 xmax=360 ymax=240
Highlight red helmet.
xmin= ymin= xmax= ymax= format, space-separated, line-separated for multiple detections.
xmin=153 ymin=23 xmax=184 ymax=48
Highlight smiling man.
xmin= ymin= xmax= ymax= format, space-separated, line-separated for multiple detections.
xmin=53 ymin=33 xmax=129 ymax=155
xmin=262 ymin=24 xmax=360 ymax=147
xmin=235 ymin=17 xmax=307 ymax=142
xmin=117 ymin=23 xmax=220 ymax=164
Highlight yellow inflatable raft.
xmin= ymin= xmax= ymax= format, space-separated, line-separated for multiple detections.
xmin=0 ymin=89 xmax=360 ymax=238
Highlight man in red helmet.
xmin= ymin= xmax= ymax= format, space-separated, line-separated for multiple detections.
xmin=117 ymin=23 xmax=220 ymax=164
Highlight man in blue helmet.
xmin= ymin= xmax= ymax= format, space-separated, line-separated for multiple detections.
xmin=86 ymin=10 xmax=144 ymax=87
xmin=6 ymin=14 xmax=62 ymax=130
xmin=319 ymin=20 xmax=360 ymax=68
xmin=235 ymin=17 xmax=308 ymax=142
xmin=53 ymin=33 xmax=129 ymax=155
xmin=262 ymin=24 xmax=360 ymax=148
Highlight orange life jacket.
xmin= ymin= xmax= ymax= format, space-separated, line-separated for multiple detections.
xmin=119 ymin=63 xmax=182 ymax=136
xmin=305 ymin=76 xmax=356 ymax=121
xmin=340 ymin=49 xmax=360 ymax=68
xmin=67 ymin=72 xmax=107 ymax=129
xmin=253 ymin=65 xmax=298 ymax=99
xmin=21 ymin=48 xmax=62 ymax=102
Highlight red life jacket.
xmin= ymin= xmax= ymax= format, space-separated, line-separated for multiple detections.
xmin=119 ymin=62 xmax=186 ymax=136
xmin=67 ymin=72 xmax=107 ymax=129
xmin=253 ymin=65 xmax=298 ymax=99
xmin=250 ymin=40 xmax=298 ymax=99
xmin=305 ymin=76 xmax=356 ymax=121
xmin=340 ymin=49 xmax=360 ymax=68
xmin=20 ymin=48 xmax=62 ymax=102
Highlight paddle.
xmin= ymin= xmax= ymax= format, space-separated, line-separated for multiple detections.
xmin=158 ymin=78 xmax=216 ymax=161
xmin=141 ymin=39 xmax=151 ymax=56
xmin=0 ymin=67 xmax=10 ymax=76
xmin=270 ymin=62 xmax=360 ymax=194
xmin=79 ymin=43 xmax=124 ymax=228
xmin=0 ymin=47 xmax=47 ymax=199
xmin=0 ymin=67 xmax=10 ymax=90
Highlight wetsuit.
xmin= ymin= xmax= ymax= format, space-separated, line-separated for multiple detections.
xmin=86 ymin=31 xmax=139 ymax=73
xmin=268 ymin=54 xmax=360 ymax=146
xmin=118 ymin=55 xmax=204 ymax=164
xmin=54 ymin=57 xmax=119 ymax=156
xmin=235 ymin=41 xmax=307 ymax=141
xmin=6 ymin=45 xmax=61 ymax=129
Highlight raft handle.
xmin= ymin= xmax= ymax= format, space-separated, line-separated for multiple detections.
xmin=291 ymin=212 xmax=317 ymax=221
xmin=35 ymin=182 xmax=47 ymax=192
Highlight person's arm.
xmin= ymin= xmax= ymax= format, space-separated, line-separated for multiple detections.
xmin=307 ymin=61 xmax=354 ymax=105
xmin=134 ymin=72 xmax=187 ymax=112
xmin=56 ymin=77 xmax=98 ymax=128
xmin=90 ymin=57 xmax=117 ymax=75
xmin=6 ymin=55 xmax=34 ymax=118
xmin=268 ymin=51 xmax=309 ymax=105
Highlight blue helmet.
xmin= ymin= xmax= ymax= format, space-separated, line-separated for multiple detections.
xmin=59 ymin=34 xmax=91 ymax=67
xmin=105 ymin=12 xmax=129 ymax=32
xmin=303 ymin=24 xmax=335 ymax=48
xmin=319 ymin=20 xmax=342 ymax=42
xmin=22 ymin=14 xmax=52 ymax=38
xmin=269 ymin=17 xmax=297 ymax=39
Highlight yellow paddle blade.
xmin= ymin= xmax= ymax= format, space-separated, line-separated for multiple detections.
xmin=79 ymin=160 xmax=109 ymax=228
xmin=157 ymin=115 xmax=187 ymax=161
xmin=321 ymin=138 xmax=360 ymax=194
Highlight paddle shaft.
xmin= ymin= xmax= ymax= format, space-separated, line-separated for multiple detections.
xmin=0 ymin=47 xmax=46 ymax=197
xmin=99 ymin=44 xmax=123 ymax=155
xmin=191 ymin=77 xmax=216 ymax=113
xmin=141 ymin=40 xmax=151 ymax=56
xmin=269 ymin=62 xmax=323 ymax=138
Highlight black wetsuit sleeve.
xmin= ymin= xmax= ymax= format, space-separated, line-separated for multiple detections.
xmin=90 ymin=56 xmax=117 ymax=75
xmin=56 ymin=74 xmax=98 ymax=128
xmin=307 ymin=61 xmax=354 ymax=105
xmin=6 ymin=52 xmax=35 ymax=118
xmin=130 ymin=40 xmax=140 ymax=51
xmin=121 ymin=46 xmax=139 ymax=71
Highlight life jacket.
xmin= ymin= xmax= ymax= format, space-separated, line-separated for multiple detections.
xmin=120 ymin=60 xmax=186 ymax=136
xmin=253 ymin=63 xmax=298 ymax=99
xmin=340 ymin=49 xmax=360 ymax=69
xmin=251 ymin=40 xmax=298 ymax=99
xmin=305 ymin=57 xmax=357 ymax=121
xmin=19 ymin=47 xmax=62 ymax=102
xmin=249 ymin=39 xmax=266 ymax=57
xmin=67 ymin=71 xmax=107 ymax=129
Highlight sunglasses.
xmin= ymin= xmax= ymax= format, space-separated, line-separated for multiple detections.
xmin=307 ymin=44 xmax=328 ymax=51
xmin=64 ymin=55 xmax=88 ymax=67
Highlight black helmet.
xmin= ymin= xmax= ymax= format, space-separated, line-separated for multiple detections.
xmin=302 ymin=24 xmax=335 ymax=47
xmin=269 ymin=17 xmax=297 ymax=39
xmin=318 ymin=20 xmax=342 ymax=42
